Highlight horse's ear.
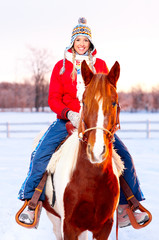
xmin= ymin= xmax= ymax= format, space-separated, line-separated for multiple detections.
xmin=107 ymin=61 xmax=120 ymax=88
xmin=81 ymin=60 xmax=94 ymax=86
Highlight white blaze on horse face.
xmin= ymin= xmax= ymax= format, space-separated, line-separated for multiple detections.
xmin=93 ymin=100 xmax=106 ymax=163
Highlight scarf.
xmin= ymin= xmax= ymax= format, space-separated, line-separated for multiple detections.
xmin=65 ymin=51 xmax=96 ymax=102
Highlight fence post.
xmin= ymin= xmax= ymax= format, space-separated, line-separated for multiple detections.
xmin=6 ymin=122 xmax=10 ymax=138
xmin=146 ymin=120 xmax=150 ymax=139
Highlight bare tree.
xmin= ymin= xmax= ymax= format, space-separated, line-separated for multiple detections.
xmin=26 ymin=47 xmax=52 ymax=112
xmin=0 ymin=82 xmax=34 ymax=109
xmin=131 ymin=85 xmax=145 ymax=111
xmin=118 ymin=91 xmax=132 ymax=111
xmin=151 ymin=85 xmax=159 ymax=111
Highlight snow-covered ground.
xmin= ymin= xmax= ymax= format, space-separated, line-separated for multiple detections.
xmin=0 ymin=112 xmax=159 ymax=240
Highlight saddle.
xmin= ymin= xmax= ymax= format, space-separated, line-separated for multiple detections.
xmin=15 ymin=121 xmax=152 ymax=230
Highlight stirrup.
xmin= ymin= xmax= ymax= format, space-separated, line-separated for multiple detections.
xmin=15 ymin=200 xmax=42 ymax=229
xmin=126 ymin=202 xmax=152 ymax=229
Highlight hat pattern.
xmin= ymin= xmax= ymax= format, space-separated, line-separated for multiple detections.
xmin=71 ymin=17 xmax=92 ymax=41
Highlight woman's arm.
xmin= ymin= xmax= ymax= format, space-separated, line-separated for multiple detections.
xmin=48 ymin=62 xmax=70 ymax=119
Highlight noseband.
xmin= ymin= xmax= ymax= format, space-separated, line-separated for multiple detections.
xmin=79 ymin=126 xmax=115 ymax=142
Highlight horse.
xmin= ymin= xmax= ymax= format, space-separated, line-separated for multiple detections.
xmin=43 ymin=60 xmax=124 ymax=240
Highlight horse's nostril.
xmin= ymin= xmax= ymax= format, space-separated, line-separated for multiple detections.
xmin=88 ymin=144 xmax=91 ymax=154
xmin=101 ymin=145 xmax=106 ymax=155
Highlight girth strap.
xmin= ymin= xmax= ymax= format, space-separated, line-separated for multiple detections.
xmin=51 ymin=173 xmax=56 ymax=207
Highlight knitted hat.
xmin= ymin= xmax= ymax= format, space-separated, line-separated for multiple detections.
xmin=60 ymin=18 xmax=96 ymax=74
xmin=66 ymin=17 xmax=95 ymax=52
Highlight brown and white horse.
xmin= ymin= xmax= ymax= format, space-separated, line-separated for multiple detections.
xmin=44 ymin=60 xmax=124 ymax=240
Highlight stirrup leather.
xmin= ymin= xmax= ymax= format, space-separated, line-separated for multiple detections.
xmin=15 ymin=200 xmax=42 ymax=229
xmin=120 ymin=175 xmax=152 ymax=229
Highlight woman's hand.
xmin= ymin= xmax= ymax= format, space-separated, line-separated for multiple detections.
xmin=67 ymin=111 xmax=80 ymax=128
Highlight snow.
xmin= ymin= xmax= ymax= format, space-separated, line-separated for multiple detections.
xmin=0 ymin=112 xmax=159 ymax=240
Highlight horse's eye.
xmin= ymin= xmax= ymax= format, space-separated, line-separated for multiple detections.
xmin=112 ymin=102 xmax=116 ymax=107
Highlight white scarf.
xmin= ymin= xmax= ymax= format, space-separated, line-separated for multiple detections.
xmin=65 ymin=51 xmax=96 ymax=102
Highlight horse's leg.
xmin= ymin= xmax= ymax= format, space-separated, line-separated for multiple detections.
xmin=46 ymin=211 xmax=62 ymax=240
xmin=63 ymin=219 xmax=81 ymax=240
xmin=63 ymin=227 xmax=78 ymax=240
xmin=92 ymin=218 xmax=113 ymax=240
xmin=63 ymin=225 xmax=88 ymax=240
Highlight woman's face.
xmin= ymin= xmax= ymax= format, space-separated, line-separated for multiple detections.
xmin=73 ymin=36 xmax=90 ymax=55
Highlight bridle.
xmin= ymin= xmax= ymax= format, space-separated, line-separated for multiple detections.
xmin=109 ymin=103 xmax=121 ymax=135
xmin=78 ymin=103 xmax=120 ymax=143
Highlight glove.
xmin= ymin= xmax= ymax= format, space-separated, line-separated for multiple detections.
xmin=67 ymin=111 xmax=80 ymax=128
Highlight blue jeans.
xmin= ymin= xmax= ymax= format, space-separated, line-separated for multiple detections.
xmin=114 ymin=135 xmax=145 ymax=204
xmin=18 ymin=119 xmax=68 ymax=201
xmin=18 ymin=119 xmax=144 ymax=203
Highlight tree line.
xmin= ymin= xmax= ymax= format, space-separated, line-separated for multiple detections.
xmin=0 ymin=81 xmax=159 ymax=112
xmin=0 ymin=81 xmax=49 ymax=111
xmin=118 ymin=85 xmax=159 ymax=112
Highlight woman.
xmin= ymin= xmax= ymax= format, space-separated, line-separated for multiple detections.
xmin=18 ymin=18 xmax=148 ymax=228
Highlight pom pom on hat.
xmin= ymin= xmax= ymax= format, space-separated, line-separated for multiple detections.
xmin=78 ymin=17 xmax=87 ymax=24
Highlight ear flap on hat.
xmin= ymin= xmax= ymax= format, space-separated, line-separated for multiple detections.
xmin=81 ymin=60 xmax=94 ymax=86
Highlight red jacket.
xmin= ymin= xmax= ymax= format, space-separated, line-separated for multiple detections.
xmin=48 ymin=58 xmax=109 ymax=119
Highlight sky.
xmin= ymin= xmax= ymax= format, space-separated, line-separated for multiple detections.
xmin=1 ymin=0 xmax=159 ymax=92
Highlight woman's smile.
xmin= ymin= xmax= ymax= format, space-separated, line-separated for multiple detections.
xmin=73 ymin=36 xmax=90 ymax=55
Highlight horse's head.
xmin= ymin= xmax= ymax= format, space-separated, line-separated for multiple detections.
xmin=79 ymin=60 xmax=120 ymax=165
